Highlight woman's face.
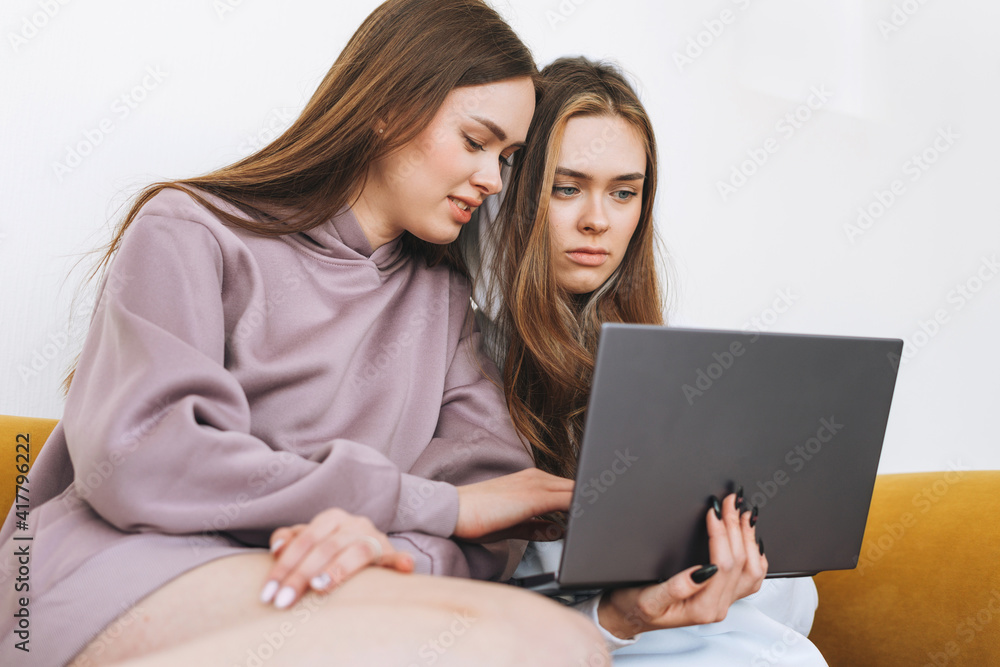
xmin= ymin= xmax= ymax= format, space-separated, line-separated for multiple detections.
xmin=356 ymin=77 xmax=535 ymax=250
xmin=548 ymin=114 xmax=646 ymax=295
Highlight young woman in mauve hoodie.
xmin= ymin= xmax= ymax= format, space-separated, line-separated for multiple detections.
xmin=0 ymin=2 xmax=611 ymax=665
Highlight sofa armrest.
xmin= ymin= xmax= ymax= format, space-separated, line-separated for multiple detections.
xmin=810 ymin=470 xmax=1000 ymax=666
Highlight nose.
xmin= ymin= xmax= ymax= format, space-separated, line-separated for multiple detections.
xmin=470 ymin=158 xmax=503 ymax=196
xmin=578 ymin=195 xmax=610 ymax=234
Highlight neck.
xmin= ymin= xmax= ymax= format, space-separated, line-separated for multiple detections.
xmin=350 ymin=180 xmax=401 ymax=251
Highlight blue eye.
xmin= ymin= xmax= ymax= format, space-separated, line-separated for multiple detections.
xmin=553 ymin=186 xmax=579 ymax=197
xmin=613 ymin=190 xmax=638 ymax=201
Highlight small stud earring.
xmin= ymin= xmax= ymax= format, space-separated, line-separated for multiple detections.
xmin=377 ymin=128 xmax=384 ymax=134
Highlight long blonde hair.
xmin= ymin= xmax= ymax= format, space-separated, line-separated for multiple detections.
xmin=486 ymin=57 xmax=665 ymax=478
xmin=66 ymin=0 xmax=537 ymax=390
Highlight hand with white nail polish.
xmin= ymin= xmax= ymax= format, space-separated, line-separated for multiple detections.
xmin=260 ymin=508 xmax=414 ymax=609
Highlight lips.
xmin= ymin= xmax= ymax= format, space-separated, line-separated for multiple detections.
xmin=447 ymin=196 xmax=479 ymax=223
xmin=566 ymin=248 xmax=609 ymax=267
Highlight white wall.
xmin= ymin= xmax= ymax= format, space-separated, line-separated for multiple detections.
xmin=2 ymin=0 xmax=997 ymax=473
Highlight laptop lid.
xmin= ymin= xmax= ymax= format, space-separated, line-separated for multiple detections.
xmin=557 ymin=324 xmax=903 ymax=590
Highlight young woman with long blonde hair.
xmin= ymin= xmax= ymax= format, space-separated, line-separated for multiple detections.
xmin=470 ymin=56 xmax=828 ymax=664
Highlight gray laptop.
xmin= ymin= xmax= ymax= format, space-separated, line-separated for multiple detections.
xmin=517 ymin=324 xmax=902 ymax=592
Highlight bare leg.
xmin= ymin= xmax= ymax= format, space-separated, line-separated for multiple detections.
xmin=70 ymin=553 xmax=609 ymax=667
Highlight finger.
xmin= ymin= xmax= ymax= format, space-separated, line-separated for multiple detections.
xmin=261 ymin=512 xmax=347 ymax=604
xmin=269 ymin=525 xmax=305 ymax=555
xmin=462 ymin=519 xmax=565 ymax=544
xmin=717 ymin=492 xmax=748 ymax=609
xmin=309 ymin=536 xmax=393 ymax=594
xmin=633 ymin=564 xmax=717 ymax=622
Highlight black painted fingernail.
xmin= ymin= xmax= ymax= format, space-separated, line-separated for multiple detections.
xmin=758 ymin=538 xmax=765 ymax=556
xmin=750 ymin=505 xmax=759 ymax=527
xmin=736 ymin=486 xmax=744 ymax=508
xmin=691 ymin=564 xmax=718 ymax=584
xmin=709 ymin=496 xmax=722 ymax=520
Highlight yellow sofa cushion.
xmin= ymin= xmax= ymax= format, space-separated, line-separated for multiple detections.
xmin=0 ymin=415 xmax=58 ymax=518
xmin=811 ymin=470 xmax=1000 ymax=666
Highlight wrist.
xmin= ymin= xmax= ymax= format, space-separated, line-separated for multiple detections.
xmin=597 ymin=590 xmax=640 ymax=640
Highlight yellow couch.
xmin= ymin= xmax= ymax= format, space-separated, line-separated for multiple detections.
xmin=2 ymin=415 xmax=998 ymax=665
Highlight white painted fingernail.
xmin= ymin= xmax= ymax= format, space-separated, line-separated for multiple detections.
xmin=270 ymin=539 xmax=285 ymax=553
xmin=260 ymin=580 xmax=279 ymax=604
xmin=310 ymin=572 xmax=332 ymax=591
xmin=274 ymin=586 xmax=296 ymax=609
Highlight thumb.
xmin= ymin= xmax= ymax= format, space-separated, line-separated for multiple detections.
xmin=636 ymin=564 xmax=718 ymax=616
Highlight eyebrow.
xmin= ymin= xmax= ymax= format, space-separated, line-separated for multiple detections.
xmin=555 ymin=167 xmax=646 ymax=182
xmin=469 ymin=115 xmax=526 ymax=148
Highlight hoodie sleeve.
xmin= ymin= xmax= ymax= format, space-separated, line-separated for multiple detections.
xmin=64 ymin=210 xmax=464 ymax=547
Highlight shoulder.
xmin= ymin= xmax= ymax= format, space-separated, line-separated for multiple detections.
xmin=121 ymin=186 xmax=257 ymax=268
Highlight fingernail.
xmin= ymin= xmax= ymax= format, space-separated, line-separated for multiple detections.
xmin=750 ymin=505 xmax=759 ymax=528
xmin=310 ymin=572 xmax=332 ymax=591
xmin=270 ymin=539 xmax=285 ymax=554
xmin=709 ymin=496 xmax=722 ymax=520
xmin=274 ymin=586 xmax=296 ymax=609
xmin=260 ymin=580 xmax=279 ymax=604
xmin=691 ymin=564 xmax=718 ymax=584
xmin=758 ymin=538 xmax=765 ymax=556
xmin=735 ymin=486 xmax=744 ymax=509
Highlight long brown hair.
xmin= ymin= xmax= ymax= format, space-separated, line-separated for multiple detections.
xmin=485 ymin=57 xmax=665 ymax=478
xmin=66 ymin=0 xmax=536 ymax=390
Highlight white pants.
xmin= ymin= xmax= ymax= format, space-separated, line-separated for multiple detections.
xmin=612 ymin=578 xmax=828 ymax=666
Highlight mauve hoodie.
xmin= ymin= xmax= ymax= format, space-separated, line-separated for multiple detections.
xmin=0 ymin=187 xmax=532 ymax=665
